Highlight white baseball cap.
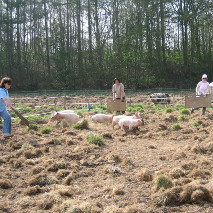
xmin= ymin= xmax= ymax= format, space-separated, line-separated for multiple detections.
xmin=202 ymin=74 xmax=208 ymax=79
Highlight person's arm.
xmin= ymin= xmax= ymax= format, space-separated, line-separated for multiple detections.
xmin=195 ymin=82 xmax=200 ymax=95
xmin=207 ymin=84 xmax=210 ymax=94
xmin=2 ymin=97 xmax=12 ymax=106
xmin=112 ymin=85 xmax=115 ymax=101
xmin=120 ymin=83 xmax=125 ymax=100
xmin=0 ymin=89 xmax=12 ymax=106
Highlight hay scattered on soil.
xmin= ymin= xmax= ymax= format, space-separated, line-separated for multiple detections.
xmin=136 ymin=168 xmax=154 ymax=182
xmin=23 ymin=185 xmax=41 ymax=196
xmin=0 ymin=179 xmax=12 ymax=189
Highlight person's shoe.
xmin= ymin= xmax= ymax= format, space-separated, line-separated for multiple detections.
xmin=201 ymin=108 xmax=206 ymax=115
xmin=4 ymin=133 xmax=14 ymax=138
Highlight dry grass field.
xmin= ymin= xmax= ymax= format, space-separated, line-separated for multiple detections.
xmin=0 ymin=92 xmax=213 ymax=213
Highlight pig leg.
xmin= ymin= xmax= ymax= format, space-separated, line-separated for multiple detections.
xmin=129 ymin=124 xmax=133 ymax=131
xmin=112 ymin=121 xmax=116 ymax=129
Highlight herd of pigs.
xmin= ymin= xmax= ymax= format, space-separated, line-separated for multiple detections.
xmin=51 ymin=110 xmax=144 ymax=131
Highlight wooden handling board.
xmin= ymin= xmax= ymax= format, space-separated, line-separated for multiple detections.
xmin=107 ymin=99 xmax=126 ymax=111
xmin=11 ymin=106 xmax=30 ymax=126
xmin=185 ymin=95 xmax=211 ymax=108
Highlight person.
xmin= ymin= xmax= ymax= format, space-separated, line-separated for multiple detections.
xmin=112 ymin=78 xmax=125 ymax=114
xmin=191 ymin=74 xmax=210 ymax=115
xmin=0 ymin=77 xmax=13 ymax=138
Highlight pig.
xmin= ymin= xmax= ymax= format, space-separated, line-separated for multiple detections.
xmin=118 ymin=117 xmax=144 ymax=131
xmin=112 ymin=112 xmax=143 ymax=129
xmin=52 ymin=110 xmax=75 ymax=114
xmin=51 ymin=110 xmax=79 ymax=125
xmin=112 ymin=115 xmax=127 ymax=129
xmin=91 ymin=114 xmax=114 ymax=123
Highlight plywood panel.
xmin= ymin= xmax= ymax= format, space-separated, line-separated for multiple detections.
xmin=185 ymin=95 xmax=211 ymax=108
xmin=107 ymin=100 xmax=126 ymax=111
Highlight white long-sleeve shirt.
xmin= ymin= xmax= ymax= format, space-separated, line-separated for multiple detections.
xmin=196 ymin=81 xmax=209 ymax=95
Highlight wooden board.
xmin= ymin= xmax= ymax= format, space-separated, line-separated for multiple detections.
xmin=107 ymin=100 xmax=126 ymax=111
xmin=185 ymin=95 xmax=211 ymax=108
xmin=11 ymin=106 xmax=30 ymax=126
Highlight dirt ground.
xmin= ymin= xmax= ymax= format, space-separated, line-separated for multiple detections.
xmin=0 ymin=93 xmax=213 ymax=213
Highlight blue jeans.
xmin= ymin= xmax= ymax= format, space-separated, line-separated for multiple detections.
xmin=0 ymin=109 xmax=11 ymax=134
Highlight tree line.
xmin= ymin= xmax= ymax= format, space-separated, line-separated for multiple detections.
xmin=0 ymin=0 xmax=213 ymax=90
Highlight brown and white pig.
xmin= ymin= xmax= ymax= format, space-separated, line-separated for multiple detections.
xmin=91 ymin=114 xmax=114 ymax=123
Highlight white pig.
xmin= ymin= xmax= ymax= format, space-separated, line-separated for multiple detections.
xmin=52 ymin=110 xmax=75 ymax=114
xmin=51 ymin=111 xmax=79 ymax=125
xmin=112 ymin=115 xmax=127 ymax=129
xmin=118 ymin=117 xmax=143 ymax=131
xmin=112 ymin=112 xmax=143 ymax=129
xmin=91 ymin=114 xmax=114 ymax=123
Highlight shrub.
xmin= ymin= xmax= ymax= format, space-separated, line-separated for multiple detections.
xmin=192 ymin=120 xmax=202 ymax=127
xmin=178 ymin=115 xmax=186 ymax=121
xmin=180 ymin=108 xmax=190 ymax=115
xmin=72 ymin=119 xmax=89 ymax=130
xmin=40 ymin=126 xmax=52 ymax=134
xmin=86 ymin=132 xmax=104 ymax=146
xmin=156 ymin=174 xmax=173 ymax=189
xmin=172 ymin=124 xmax=182 ymax=131
xmin=166 ymin=108 xmax=173 ymax=113
xmin=28 ymin=123 xmax=38 ymax=131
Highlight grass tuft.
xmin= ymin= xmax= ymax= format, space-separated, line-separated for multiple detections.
xmin=156 ymin=174 xmax=173 ymax=189
xmin=166 ymin=108 xmax=173 ymax=113
xmin=29 ymin=174 xmax=58 ymax=187
xmin=40 ymin=126 xmax=52 ymax=134
xmin=22 ymin=143 xmax=34 ymax=150
xmin=72 ymin=119 xmax=89 ymax=130
xmin=86 ymin=132 xmax=104 ymax=146
xmin=178 ymin=115 xmax=186 ymax=121
xmin=27 ymin=123 xmax=38 ymax=131
xmin=172 ymin=124 xmax=182 ymax=130
xmin=192 ymin=120 xmax=202 ymax=127
xmin=180 ymin=108 xmax=190 ymax=115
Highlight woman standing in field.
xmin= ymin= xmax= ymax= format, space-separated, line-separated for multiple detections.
xmin=191 ymin=74 xmax=210 ymax=115
xmin=0 ymin=77 xmax=13 ymax=138
xmin=112 ymin=78 xmax=125 ymax=101
xmin=112 ymin=78 xmax=125 ymax=114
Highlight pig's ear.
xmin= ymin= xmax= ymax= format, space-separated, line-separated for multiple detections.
xmin=135 ymin=112 xmax=138 ymax=116
xmin=112 ymin=114 xmax=115 ymax=118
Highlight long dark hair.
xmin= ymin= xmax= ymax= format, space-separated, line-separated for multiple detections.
xmin=113 ymin=78 xmax=120 ymax=84
xmin=0 ymin=77 xmax=12 ymax=88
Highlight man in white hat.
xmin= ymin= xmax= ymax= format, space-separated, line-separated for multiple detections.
xmin=191 ymin=74 xmax=210 ymax=115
